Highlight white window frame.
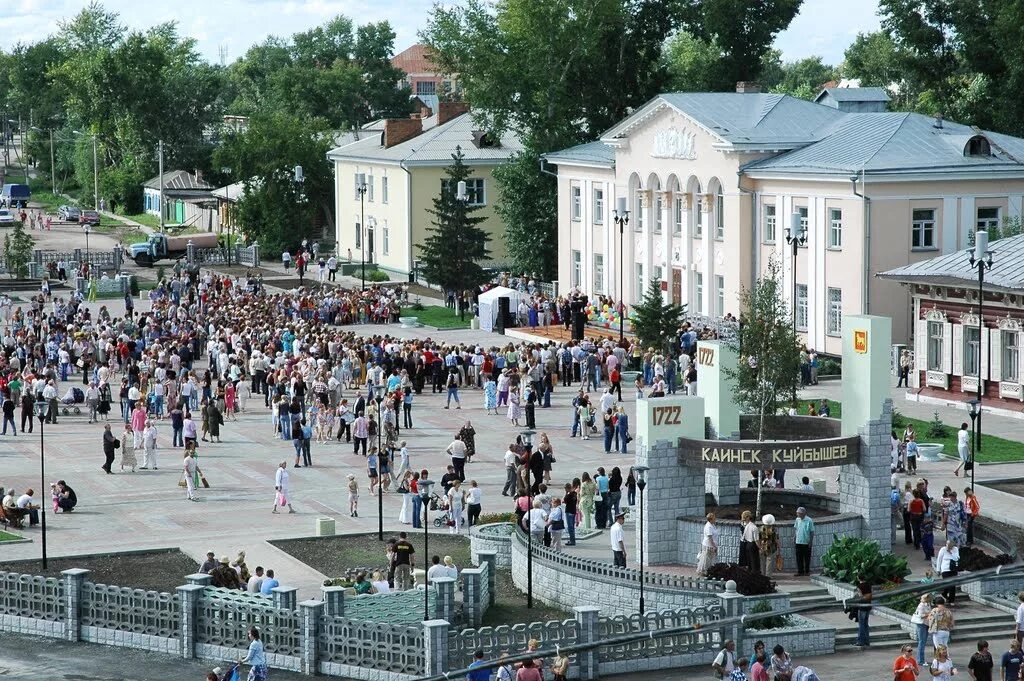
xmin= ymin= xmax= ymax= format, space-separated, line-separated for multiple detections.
xmin=715 ymin=275 xmax=725 ymax=316
xmin=593 ymin=187 xmax=604 ymax=225
xmin=354 ymin=217 xmax=361 ymax=249
xmin=654 ymin=196 xmax=663 ymax=234
xmin=927 ymin=321 xmax=944 ymax=371
xmin=594 ymin=254 xmax=604 ymax=292
xmin=367 ymin=174 xmax=374 ymax=202
xmin=1002 ymin=330 xmax=1020 ymax=383
xmin=912 ymin=208 xmax=937 ymax=249
xmin=694 ymin=196 xmax=703 ymax=237
xmin=652 ymin=265 xmax=663 ymax=284
xmin=828 ymin=208 xmax=842 ymax=249
xmin=381 ymin=176 xmax=389 ymax=205
xmin=571 ymin=250 xmax=581 ymax=288
xmin=764 ymin=204 xmax=776 ymax=243
xmin=635 ymin=263 xmax=645 ymax=299
xmin=796 ymin=284 xmax=808 ymax=331
xmin=571 ymin=183 xmax=582 ymax=221
xmin=694 ymin=272 xmax=704 ymax=314
xmin=977 ymin=206 xmax=999 ymax=230
xmin=715 ymin=190 xmax=724 ymax=240
xmin=673 ymin=196 xmax=683 ymax=234
xmin=382 ymin=221 xmax=390 ymax=256
xmin=465 ymin=178 xmax=485 ymax=206
xmin=633 ymin=194 xmax=643 ymax=232
xmin=797 ymin=207 xmax=808 ymax=248
xmin=826 ymin=287 xmax=842 ymax=337
xmin=964 ymin=325 xmax=981 ymax=378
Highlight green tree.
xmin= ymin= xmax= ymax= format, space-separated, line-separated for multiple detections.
xmin=841 ymin=32 xmax=907 ymax=90
xmin=764 ymin=56 xmax=837 ymax=99
xmin=494 ymin=145 xmax=557 ymax=278
xmin=3 ymin=220 xmax=34 ymax=279
xmin=630 ymin=278 xmax=687 ymax=354
xmin=723 ymin=257 xmax=801 ymax=516
xmin=418 ymin=148 xmax=491 ymax=317
xmin=663 ymin=32 xmax=732 ymax=91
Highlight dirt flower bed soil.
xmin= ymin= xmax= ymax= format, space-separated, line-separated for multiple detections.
xmin=708 ymin=502 xmax=833 ymax=522
xmin=0 ymin=549 xmax=198 ymax=593
xmin=273 ymin=533 xmax=567 ymax=626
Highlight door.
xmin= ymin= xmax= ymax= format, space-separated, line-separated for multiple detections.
xmin=175 ymin=200 xmax=185 ymax=223
xmin=673 ymin=268 xmax=683 ymax=305
xmin=367 ymin=227 xmax=375 ymax=262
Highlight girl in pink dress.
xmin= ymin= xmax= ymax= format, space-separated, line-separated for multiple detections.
xmin=224 ymin=382 xmax=237 ymax=421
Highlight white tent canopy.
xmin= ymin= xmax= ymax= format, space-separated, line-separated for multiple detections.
xmin=477 ymin=285 xmax=524 ymax=333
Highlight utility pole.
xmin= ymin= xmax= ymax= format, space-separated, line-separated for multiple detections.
xmin=158 ymin=140 xmax=164 ymax=232
xmin=49 ymin=130 xmax=55 ymax=195
xmin=20 ymin=114 xmax=27 ymax=184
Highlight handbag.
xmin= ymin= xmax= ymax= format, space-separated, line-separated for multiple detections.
xmin=551 ymin=519 xmax=565 ymax=531
xmin=775 ymin=553 xmax=784 ymax=571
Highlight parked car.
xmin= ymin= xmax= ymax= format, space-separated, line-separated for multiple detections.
xmin=79 ymin=210 xmax=100 ymax=226
xmin=58 ymin=205 xmax=81 ymax=222
xmin=0 ymin=209 xmax=13 ymax=226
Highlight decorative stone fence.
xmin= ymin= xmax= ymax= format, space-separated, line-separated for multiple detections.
xmin=470 ymin=523 xmax=514 ymax=568
xmin=34 ymin=247 xmax=123 ymax=272
xmin=187 ymin=242 xmax=261 ymax=267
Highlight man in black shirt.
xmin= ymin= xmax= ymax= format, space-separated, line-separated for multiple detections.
xmin=393 ymin=532 xmax=415 ymax=591
xmin=563 ymin=482 xmax=578 ymax=546
xmin=440 ymin=465 xmax=459 ymax=494
xmin=968 ymin=640 xmax=993 ymax=681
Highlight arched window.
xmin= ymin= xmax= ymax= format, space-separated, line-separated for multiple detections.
xmin=965 ymin=136 xmax=991 ymax=157
xmin=715 ymin=185 xmax=725 ymax=239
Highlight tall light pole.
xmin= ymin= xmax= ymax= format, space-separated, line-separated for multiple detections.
xmin=967 ymin=399 xmax=979 ymax=494
xmin=613 ymin=197 xmax=631 ymax=346
xmin=36 ymin=400 xmax=49 ymax=570
xmin=418 ymin=478 xmax=434 ymax=620
xmin=520 ymin=428 xmax=535 ymax=608
xmin=633 ymin=465 xmax=649 ymax=614
xmin=356 ymin=173 xmax=368 ymax=291
xmin=969 ymin=228 xmax=994 ymax=458
xmin=373 ymin=383 xmax=386 ymax=541
xmin=84 ymin=226 xmax=90 ymax=269
xmin=455 ymin=179 xmax=469 ymax=321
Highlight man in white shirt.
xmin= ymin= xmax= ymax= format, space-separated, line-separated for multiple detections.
xmin=599 ymin=387 xmax=615 ymax=415
xmin=502 ymin=448 xmax=518 ymax=496
xmin=527 ymin=500 xmax=548 ymax=543
xmin=16 ymin=489 xmax=40 ymax=525
xmin=446 ymin=438 xmax=467 ymax=481
xmin=42 ymin=380 xmax=58 ymax=424
xmin=1016 ymin=593 xmax=1024 ymax=643
xmin=610 ymin=511 xmax=626 ymax=567
xmin=954 ymin=422 xmax=971 ymax=477
xmin=935 ymin=539 xmax=961 ymax=604
xmin=426 ymin=555 xmax=448 ymax=582
xmin=247 ymin=566 xmax=265 ymax=593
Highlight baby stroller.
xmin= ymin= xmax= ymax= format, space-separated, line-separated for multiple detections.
xmin=430 ymin=492 xmax=454 ymax=528
xmin=60 ymin=386 xmax=85 ymax=415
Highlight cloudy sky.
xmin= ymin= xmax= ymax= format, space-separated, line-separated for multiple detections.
xmin=2 ymin=0 xmax=881 ymax=66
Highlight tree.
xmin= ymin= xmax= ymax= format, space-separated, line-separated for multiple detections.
xmin=3 ymin=220 xmax=34 ymax=279
xmin=419 ymin=148 xmax=491 ymax=317
xmin=723 ymin=257 xmax=801 ymax=516
xmin=764 ymin=56 xmax=838 ymax=99
xmin=630 ymin=278 xmax=687 ymax=354
xmin=663 ymin=32 xmax=732 ymax=91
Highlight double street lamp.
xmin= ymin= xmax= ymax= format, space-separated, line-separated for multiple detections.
xmin=35 ymin=400 xmax=50 ymax=570
xmin=968 ymin=229 xmax=995 ymax=461
xmin=373 ymin=384 xmax=386 ymax=541
xmin=520 ymin=429 xmax=536 ymax=609
xmin=613 ymin=198 xmax=630 ymax=346
xmin=632 ymin=465 xmax=649 ymax=614
xmin=784 ymin=212 xmax=807 ymax=330
xmin=418 ymin=478 xmax=434 ymax=621
xmin=355 ymin=174 xmax=368 ymax=291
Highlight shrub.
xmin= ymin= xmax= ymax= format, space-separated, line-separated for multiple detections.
xmin=129 ymin=275 xmax=140 ymax=297
xmin=705 ymin=563 xmax=777 ymax=595
xmin=891 ymin=407 xmax=906 ymax=429
xmin=367 ymin=269 xmax=390 ymax=282
xmin=475 ymin=512 xmax=516 ymax=526
xmin=957 ymin=546 xmax=1013 ymax=571
xmin=879 ymin=580 xmax=920 ymax=614
xmin=745 ymin=598 xmax=791 ymax=630
xmin=411 ymin=298 xmax=425 ymax=311
xmin=821 ymin=536 xmax=910 ymax=586
xmin=819 ymin=357 xmax=842 ymax=376
xmin=927 ymin=411 xmax=949 ymax=439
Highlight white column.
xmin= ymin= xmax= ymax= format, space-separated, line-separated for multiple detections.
xmin=580 ymin=180 xmax=591 ymax=297
xmin=1009 ymin=194 xmax=1023 ymax=221
xmin=779 ymin=195 xmax=792 ymax=309
xmin=679 ymin=193 xmax=691 ymax=307
xmin=641 ymin=191 xmax=653 ymax=296
xmin=660 ymin=191 xmax=673 ymax=303
xmin=808 ymin=197 xmax=824 ymax=349
xmin=948 ymin=196 xmax=966 ymax=253
xmin=603 ymin=182 xmax=613 ymax=297
xmin=702 ymin=194 xmax=714 ymax=315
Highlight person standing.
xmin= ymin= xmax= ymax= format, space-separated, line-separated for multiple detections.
xmin=140 ymin=419 xmax=158 ymax=470
xmin=446 ymin=436 xmax=467 ymax=482
xmin=854 ymin=572 xmax=873 ymax=648
xmin=502 ymin=445 xmax=518 ymax=497
xmin=696 ymin=512 xmax=719 ymax=576
xmin=183 ymin=449 xmax=198 ymax=501
xmin=563 ymin=481 xmax=578 ymax=547
xmin=928 ymin=597 xmax=955 ymax=651
xmin=911 ymin=595 xmax=932 ymax=665
xmin=893 ymin=644 xmax=920 ymax=681
xmin=102 ymin=424 xmax=118 ymax=474
xmin=954 ymin=422 xmax=971 ymax=477
xmin=273 ymin=461 xmax=295 ymax=513
xmin=548 ymin=497 xmax=566 ymax=551
xmin=615 ymin=406 xmax=630 ymax=454
xmin=610 ymin=511 xmax=626 ymax=567
xmin=1014 ymin=592 xmax=1024 ymax=645
xmin=466 ymin=480 xmax=482 ymax=528
xmin=936 ymin=539 xmax=961 ymax=605
xmin=739 ymin=511 xmax=760 ymax=573
xmin=969 ymin=641 xmax=994 ymax=681
xmin=1001 ymin=640 xmax=1024 ymax=681
xmin=393 ymin=532 xmax=414 ymax=590
xmin=758 ymin=514 xmax=779 ymax=577
xmin=445 ymin=371 xmax=461 ymax=409
xmin=965 ymin=487 xmax=981 ymax=546
xmin=793 ymin=507 xmax=815 ymax=576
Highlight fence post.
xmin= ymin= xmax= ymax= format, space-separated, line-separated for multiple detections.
xmin=299 ymin=599 xmax=323 ymax=676
xmin=432 ymin=578 xmax=456 ymax=622
xmin=113 ymin=246 xmax=122 ymax=272
xmin=177 ymin=583 xmax=205 ymax=659
xmin=574 ymin=606 xmax=601 ymax=681
xmin=717 ymin=580 xmax=744 ymax=655
xmin=422 ymin=619 xmax=450 ymax=676
xmin=252 ymin=241 xmax=260 ymax=266
xmin=320 ymin=585 xmax=345 ymax=617
xmin=61 ymin=568 xmax=90 ymax=642
xmin=187 ymin=240 xmax=196 ymax=266
xmin=33 ymin=249 xmax=42 ymax=266
xmin=185 ymin=573 xmax=212 ymax=587
xmin=272 ymin=585 xmax=298 ymax=611
xmin=461 ymin=568 xmax=483 ymax=628
xmin=476 ymin=551 xmax=497 ymax=607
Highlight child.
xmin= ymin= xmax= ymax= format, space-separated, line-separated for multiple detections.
xmin=634 ymin=374 xmax=644 ymax=401
xmin=548 ymin=497 xmax=565 ymax=551
xmin=920 ymin=568 xmax=935 ymax=584
xmin=50 ymin=483 xmax=60 ymax=512
xmin=920 ymin=511 xmax=935 ymax=561
xmin=347 ymin=473 xmax=359 ymax=517
xmin=906 ymin=438 xmax=918 ymax=474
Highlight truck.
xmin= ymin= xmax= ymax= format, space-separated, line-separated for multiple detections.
xmin=1 ymin=183 xmax=30 ymax=208
xmin=127 ymin=232 xmax=219 ymax=267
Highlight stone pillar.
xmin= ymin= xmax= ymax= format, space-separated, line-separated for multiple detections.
xmin=698 ymin=340 xmax=741 ymax=506
xmin=660 ymin=191 xmax=673 ymax=303
xmin=252 ymin=241 xmax=260 ymax=266
xmin=33 ymin=249 xmax=42 ymax=266
xmin=841 ymin=401 xmax=894 ymax=554
xmin=636 ymin=396 xmax=706 ymax=565
xmin=320 ymin=586 xmax=345 ymax=618
xmin=574 ymin=606 xmax=601 ymax=681
xmin=272 ymin=585 xmax=298 ymax=611
xmin=461 ymin=567 xmax=483 ymax=628
xmin=177 ymin=584 xmax=205 ymax=659
xmin=717 ymin=580 xmax=744 ymax=655
xmin=73 ymin=248 xmax=82 ymax=264
xmin=113 ymin=246 xmax=123 ymax=271
xmin=476 ymin=551 xmax=497 ymax=607
xmin=185 ymin=573 xmax=212 ymax=587
xmin=701 ymin=197 xmax=714 ymax=315
xmin=640 ymin=191 xmax=652 ymax=296
xmin=422 ymin=619 xmax=450 ymax=676
xmin=299 ymin=600 xmax=323 ymax=676
xmin=61 ymin=568 xmax=90 ymax=642
xmin=432 ymin=577 xmax=456 ymax=622
xmin=186 ymin=240 xmax=196 ymax=266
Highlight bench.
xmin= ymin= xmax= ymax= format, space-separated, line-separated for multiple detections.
xmin=0 ymin=503 xmax=24 ymax=530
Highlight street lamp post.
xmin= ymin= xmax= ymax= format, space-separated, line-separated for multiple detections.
xmin=418 ymin=478 xmax=434 ymax=621
xmin=968 ymin=399 xmax=980 ymax=493
xmin=84 ymin=226 xmax=90 ymax=268
xmin=613 ymin=198 xmax=631 ymax=347
xmin=455 ymin=180 xmax=469 ymax=321
xmin=356 ymin=174 xmax=368 ymax=291
xmin=968 ymin=229 xmax=995 ymax=458
xmin=221 ymin=167 xmax=233 ymax=266
xmin=784 ymin=212 xmax=807 ymax=330
xmin=373 ymin=384 xmax=386 ymax=541
xmin=520 ymin=429 xmax=536 ymax=609
xmin=35 ymin=400 xmax=49 ymax=570
xmin=633 ymin=465 xmax=649 ymax=614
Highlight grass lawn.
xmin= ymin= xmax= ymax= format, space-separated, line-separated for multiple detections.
xmin=118 ymin=212 xmax=162 ymax=231
xmin=816 ymin=399 xmax=1023 ymax=463
xmin=402 ymin=305 xmax=471 ymax=329
xmin=0 ymin=530 xmax=24 ymax=542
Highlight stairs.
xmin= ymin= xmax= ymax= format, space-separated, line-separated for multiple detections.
xmin=787 ymin=587 xmax=836 ymax=610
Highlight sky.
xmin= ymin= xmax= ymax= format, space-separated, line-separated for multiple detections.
xmin=1 ymin=0 xmax=882 ymax=67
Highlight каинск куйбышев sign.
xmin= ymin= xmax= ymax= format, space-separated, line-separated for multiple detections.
xmin=677 ymin=435 xmax=861 ymax=469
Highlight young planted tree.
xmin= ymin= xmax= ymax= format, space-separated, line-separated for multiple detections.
xmin=724 ymin=257 xmax=801 ymax=516
xmin=3 ymin=220 xmax=35 ymax=279
xmin=418 ymin=147 xmax=491 ymax=319
xmin=630 ymin=278 xmax=687 ymax=355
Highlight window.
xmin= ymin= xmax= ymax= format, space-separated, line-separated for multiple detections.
xmin=594 ymin=254 xmax=604 ymax=292
xmin=673 ymin=196 xmax=683 ymax=234
xmin=796 ymin=284 xmax=808 ymax=331
xmin=694 ymin=196 xmax=703 ymax=237
xmin=715 ymin=189 xmax=724 ymax=239
xmin=715 ymin=275 xmax=725 ymax=316
xmin=764 ymin=204 xmax=776 ymax=243
xmin=382 ymin=222 xmax=390 ymax=256
xmin=828 ymin=208 xmax=842 ymax=249
xmin=442 ymin=178 xmax=486 ymax=205
xmin=355 ymin=218 xmax=361 ymax=249
xmin=571 ymin=184 xmax=582 ymax=221
xmin=1002 ymin=330 xmax=1020 ymax=383
xmin=964 ymin=326 xmax=981 ymax=377
xmin=826 ymin=287 xmax=842 ymax=336
xmin=382 ymin=176 xmax=389 ymax=204
xmin=593 ymin=187 xmax=604 ymax=224
xmin=415 ymin=81 xmax=437 ymax=96
xmin=694 ymin=272 xmax=704 ymax=314
xmin=571 ymin=250 xmax=581 ymax=287
xmin=927 ymin=321 xmax=944 ymax=371
xmin=912 ymin=209 xmax=936 ymax=249
xmin=652 ymin=265 xmax=663 ymax=284
xmin=654 ymin=196 xmax=663 ymax=233
xmin=634 ymin=194 xmax=643 ymax=232
xmin=797 ymin=206 xmax=808 ymax=246
xmin=367 ymin=175 xmax=374 ymax=202
xmin=977 ymin=207 xmax=999 ymax=230
xmin=635 ymin=263 xmax=644 ymax=299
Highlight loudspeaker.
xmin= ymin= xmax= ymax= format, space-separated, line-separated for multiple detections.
xmin=496 ymin=297 xmax=509 ymax=334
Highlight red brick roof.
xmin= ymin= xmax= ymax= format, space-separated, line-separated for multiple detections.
xmin=392 ymin=43 xmax=439 ymax=76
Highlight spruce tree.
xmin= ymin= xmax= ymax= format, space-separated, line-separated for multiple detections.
xmin=3 ymin=219 xmax=34 ymax=279
xmin=630 ymin=278 xmax=687 ymax=353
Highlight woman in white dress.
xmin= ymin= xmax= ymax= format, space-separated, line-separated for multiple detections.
xmin=447 ymin=479 xmax=465 ymax=534
xmin=696 ymin=512 xmax=719 ymax=576
xmin=506 ymin=387 xmax=522 ymax=427
xmin=397 ymin=470 xmax=413 ymax=524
